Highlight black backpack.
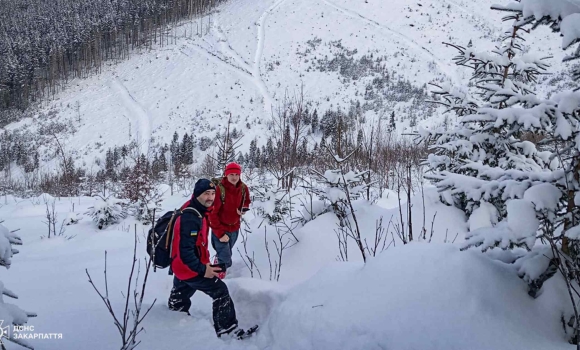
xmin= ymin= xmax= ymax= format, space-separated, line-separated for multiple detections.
xmin=147 ymin=207 xmax=201 ymax=272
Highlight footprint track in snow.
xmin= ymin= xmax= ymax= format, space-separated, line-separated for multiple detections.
xmin=110 ymin=78 xmax=152 ymax=155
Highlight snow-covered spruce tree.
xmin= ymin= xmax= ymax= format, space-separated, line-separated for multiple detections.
xmin=417 ymin=15 xmax=560 ymax=275
xmin=122 ymin=156 xmax=162 ymax=225
xmin=213 ymin=115 xmax=241 ymax=177
xmin=0 ymin=223 xmax=36 ymax=350
xmin=87 ymin=196 xmax=128 ymax=230
xmin=419 ymin=5 xmax=580 ymax=342
xmin=485 ymin=0 xmax=580 ymax=342
xmin=417 ymin=11 xmax=552 ymax=217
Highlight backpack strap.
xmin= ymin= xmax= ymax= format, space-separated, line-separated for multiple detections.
xmin=211 ymin=177 xmax=227 ymax=204
xmin=215 ymin=179 xmax=247 ymax=209
xmin=218 ymin=183 xmax=226 ymax=204
xmin=164 ymin=210 xmax=180 ymax=250
xmin=165 ymin=207 xmax=202 ymax=252
xmin=240 ymin=183 xmax=247 ymax=210
xmin=182 ymin=207 xmax=202 ymax=218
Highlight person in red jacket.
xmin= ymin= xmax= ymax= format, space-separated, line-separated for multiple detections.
xmin=208 ymin=162 xmax=251 ymax=276
xmin=168 ymin=179 xmax=242 ymax=337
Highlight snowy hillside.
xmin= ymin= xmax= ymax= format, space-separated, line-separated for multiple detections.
xmin=3 ymin=0 xmax=569 ymax=170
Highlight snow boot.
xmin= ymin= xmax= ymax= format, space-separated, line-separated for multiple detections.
xmin=217 ymin=325 xmax=259 ymax=340
xmin=236 ymin=325 xmax=259 ymax=339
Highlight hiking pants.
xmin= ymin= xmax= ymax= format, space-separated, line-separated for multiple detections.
xmin=211 ymin=230 xmax=239 ymax=268
xmin=168 ymin=276 xmax=238 ymax=334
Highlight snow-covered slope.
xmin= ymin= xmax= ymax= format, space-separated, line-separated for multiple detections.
xmin=4 ymin=0 xmax=568 ymax=169
xmin=267 ymin=244 xmax=571 ymax=350
xmin=0 ymin=191 xmax=572 ymax=349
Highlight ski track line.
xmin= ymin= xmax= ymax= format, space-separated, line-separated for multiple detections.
xmin=110 ymin=78 xmax=151 ymax=156
xmin=197 ymin=37 xmax=253 ymax=76
xmin=212 ymin=29 xmax=275 ymax=114
xmin=213 ymin=18 xmax=253 ymax=73
xmin=180 ymin=44 xmax=254 ymax=81
xmin=252 ymin=0 xmax=289 ymax=114
xmin=321 ymin=0 xmax=460 ymax=84
xmin=180 ymin=44 xmax=272 ymax=111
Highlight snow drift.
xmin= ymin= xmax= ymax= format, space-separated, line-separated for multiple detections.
xmin=265 ymin=243 xmax=572 ymax=350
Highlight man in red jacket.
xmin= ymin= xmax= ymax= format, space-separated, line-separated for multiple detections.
xmin=168 ymin=179 xmax=242 ymax=337
xmin=208 ymin=162 xmax=251 ymax=276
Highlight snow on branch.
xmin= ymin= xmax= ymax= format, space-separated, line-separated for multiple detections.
xmin=495 ymin=0 xmax=580 ymax=80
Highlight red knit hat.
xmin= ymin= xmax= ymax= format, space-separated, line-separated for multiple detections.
xmin=224 ymin=162 xmax=242 ymax=176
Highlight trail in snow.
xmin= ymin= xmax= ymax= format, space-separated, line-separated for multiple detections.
xmin=252 ymin=0 xmax=289 ymax=113
xmin=109 ymin=79 xmax=152 ymax=156
xmin=184 ymin=37 xmax=252 ymax=75
xmin=180 ymin=43 xmax=275 ymax=116
xmin=213 ymin=21 xmax=253 ymax=73
xmin=199 ymin=0 xmax=288 ymax=116
xmin=212 ymin=20 xmax=276 ymax=115
xmin=321 ymin=0 xmax=460 ymax=84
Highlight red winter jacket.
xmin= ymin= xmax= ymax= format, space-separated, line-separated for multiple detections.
xmin=208 ymin=178 xmax=251 ymax=238
xmin=170 ymin=199 xmax=211 ymax=280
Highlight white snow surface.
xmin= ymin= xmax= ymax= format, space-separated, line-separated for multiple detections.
xmin=268 ymin=244 xmax=570 ymax=350
xmin=0 ymin=188 xmax=574 ymax=349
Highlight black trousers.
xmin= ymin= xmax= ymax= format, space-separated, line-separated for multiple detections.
xmin=168 ymin=276 xmax=238 ymax=334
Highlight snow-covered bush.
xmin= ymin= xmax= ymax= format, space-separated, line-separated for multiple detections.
xmin=297 ymin=198 xmax=328 ymax=224
xmin=253 ymin=187 xmax=291 ymax=225
xmin=314 ymin=168 xmax=369 ymax=221
xmin=129 ymin=195 xmax=162 ymax=226
xmin=64 ymin=211 xmax=82 ymax=226
xmin=0 ymin=223 xmax=36 ymax=349
xmin=86 ymin=196 xmax=127 ymax=230
xmin=0 ymin=224 xmax=21 ymax=268
xmin=251 ymin=176 xmax=293 ymax=225
xmin=320 ymin=169 xmax=368 ymax=204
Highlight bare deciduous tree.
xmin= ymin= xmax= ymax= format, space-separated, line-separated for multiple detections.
xmin=86 ymin=225 xmax=155 ymax=350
